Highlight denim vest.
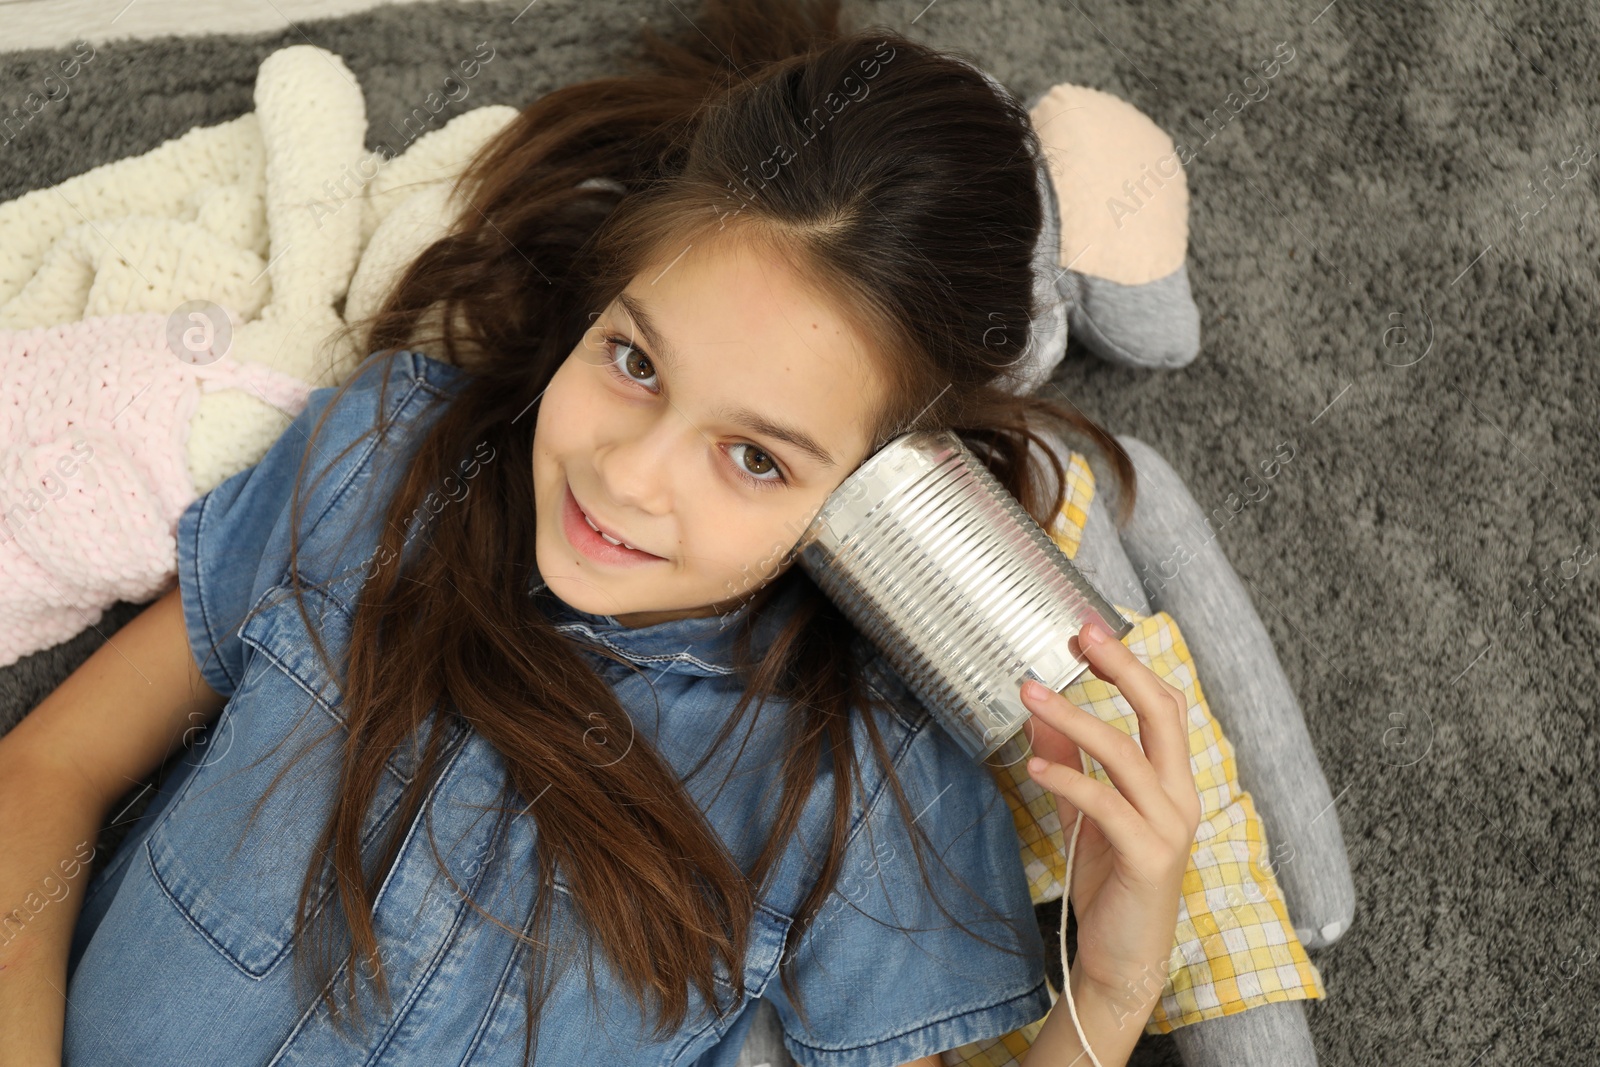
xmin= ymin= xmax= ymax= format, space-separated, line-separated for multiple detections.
xmin=64 ymin=350 xmax=1051 ymax=1067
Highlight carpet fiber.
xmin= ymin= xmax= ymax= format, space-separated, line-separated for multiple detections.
xmin=2 ymin=2 xmax=1597 ymax=1063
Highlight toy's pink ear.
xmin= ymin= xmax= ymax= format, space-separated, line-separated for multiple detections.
xmin=1027 ymin=83 xmax=1200 ymax=371
xmin=1029 ymin=83 xmax=1190 ymax=285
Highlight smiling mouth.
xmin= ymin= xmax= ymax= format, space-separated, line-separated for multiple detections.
xmin=563 ymin=481 xmax=663 ymax=562
xmin=580 ymin=507 xmax=644 ymax=552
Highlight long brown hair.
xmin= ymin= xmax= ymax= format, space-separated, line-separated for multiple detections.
xmin=211 ymin=1 xmax=1139 ymax=1061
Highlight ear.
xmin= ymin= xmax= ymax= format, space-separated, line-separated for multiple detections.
xmin=1027 ymin=83 xmax=1201 ymax=371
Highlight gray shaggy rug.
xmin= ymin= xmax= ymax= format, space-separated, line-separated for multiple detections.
xmin=2 ymin=2 xmax=1596 ymax=1064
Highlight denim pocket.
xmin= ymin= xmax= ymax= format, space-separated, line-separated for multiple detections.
xmin=145 ymin=578 xmax=462 ymax=978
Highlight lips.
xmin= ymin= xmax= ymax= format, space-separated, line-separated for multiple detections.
xmin=579 ymin=503 xmax=644 ymax=552
xmin=562 ymin=481 xmax=663 ymax=562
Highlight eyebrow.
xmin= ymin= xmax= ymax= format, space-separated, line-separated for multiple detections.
xmin=613 ymin=291 xmax=840 ymax=470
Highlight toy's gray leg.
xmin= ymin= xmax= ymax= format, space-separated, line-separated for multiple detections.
xmin=1070 ymin=461 xmax=1155 ymax=617
xmin=1022 ymin=87 xmax=1203 ymax=373
xmin=1067 ymin=437 xmax=1333 ymax=1066
xmin=1171 ymin=998 xmax=1320 ymax=1065
xmin=1099 ymin=435 xmax=1356 ymax=952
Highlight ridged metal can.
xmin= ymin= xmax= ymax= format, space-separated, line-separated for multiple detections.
xmin=795 ymin=430 xmax=1133 ymax=762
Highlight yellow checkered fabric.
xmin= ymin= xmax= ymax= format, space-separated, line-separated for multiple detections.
xmin=939 ymin=450 xmax=1326 ymax=1065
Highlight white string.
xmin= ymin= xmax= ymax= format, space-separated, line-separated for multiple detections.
xmin=1057 ymin=791 xmax=1104 ymax=1066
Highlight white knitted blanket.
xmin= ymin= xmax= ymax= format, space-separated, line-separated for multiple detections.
xmin=0 ymin=44 xmax=518 ymax=667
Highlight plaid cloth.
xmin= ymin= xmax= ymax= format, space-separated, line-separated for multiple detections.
xmin=940 ymin=450 xmax=1325 ymax=1066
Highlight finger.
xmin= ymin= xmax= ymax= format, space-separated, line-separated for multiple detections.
xmin=1017 ymin=707 xmax=1086 ymax=823
xmin=1067 ymin=629 xmax=1202 ymax=839
xmin=1069 ymin=629 xmax=1191 ymax=734
xmin=1017 ymin=703 xmax=1082 ymax=769
xmin=1021 ymin=679 xmax=1176 ymax=830
xmin=1024 ymin=751 xmax=1172 ymax=882
xmin=1020 ymin=716 xmax=1085 ymax=827
xmin=1068 ymin=623 xmax=1193 ymax=792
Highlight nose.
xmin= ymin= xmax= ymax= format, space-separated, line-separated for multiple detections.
xmin=592 ymin=408 xmax=694 ymax=517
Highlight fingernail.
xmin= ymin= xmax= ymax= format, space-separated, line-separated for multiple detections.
xmin=1080 ymin=621 xmax=1107 ymax=646
xmin=1022 ymin=679 xmax=1048 ymax=700
xmin=1028 ymin=757 xmax=1048 ymax=774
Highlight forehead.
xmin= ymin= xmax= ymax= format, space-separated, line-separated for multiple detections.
xmin=606 ymin=236 xmax=888 ymax=470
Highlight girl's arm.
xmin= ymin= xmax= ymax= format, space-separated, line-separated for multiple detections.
xmin=1024 ymin=969 xmax=1161 ymax=1065
xmin=899 ymin=618 xmax=1195 ymax=1067
xmin=1014 ymin=622 xmax=1202 ymax=1067
xmin=0 ymin=584 xmax=226 ymax=1067
xmin=0 ymin=759 xmax=105 ymax=1067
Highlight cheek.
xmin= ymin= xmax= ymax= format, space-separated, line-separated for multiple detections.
xmin=534 ymin=359 xmax=600 ymax=456
xmin=707 ymin=513 xmax=810 ymax=581
xmin=692 ymin=521 xmax=790 ymax=600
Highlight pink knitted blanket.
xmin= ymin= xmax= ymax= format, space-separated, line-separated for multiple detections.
xmin=1 ymin=312 xmax=312 ymax=668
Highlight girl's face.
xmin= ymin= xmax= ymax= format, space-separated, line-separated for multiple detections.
xmin=532 ymin=234 xmax=890 ymax=628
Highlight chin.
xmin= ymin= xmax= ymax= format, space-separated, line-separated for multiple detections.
xmin=549 ymin=574 xmax=649 ymax=622
xmin=533 ymin=537 xmax=604 ymax=611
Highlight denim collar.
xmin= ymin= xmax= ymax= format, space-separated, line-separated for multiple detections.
xmin=528 ymin=574 xmax=805 ymax=679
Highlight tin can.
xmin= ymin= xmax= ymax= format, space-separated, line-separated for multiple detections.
xmin=795 ymin=430 xmax=1133 ymax=761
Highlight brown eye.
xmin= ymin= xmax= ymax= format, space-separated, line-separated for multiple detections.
xmin=624 ymin=349 xmax=653 ymax=380
xmin=604 ymin=336 xmax=659 ymax=392
xmin=728 ymin=443 xmax=785 ymax=487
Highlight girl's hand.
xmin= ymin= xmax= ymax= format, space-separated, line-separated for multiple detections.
xmin=1019 ymin=619 xmax=1203 ymax=1016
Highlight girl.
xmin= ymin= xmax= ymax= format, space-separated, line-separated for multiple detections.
xmin=0 ymin=2 xmax=1200 ymax=1064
